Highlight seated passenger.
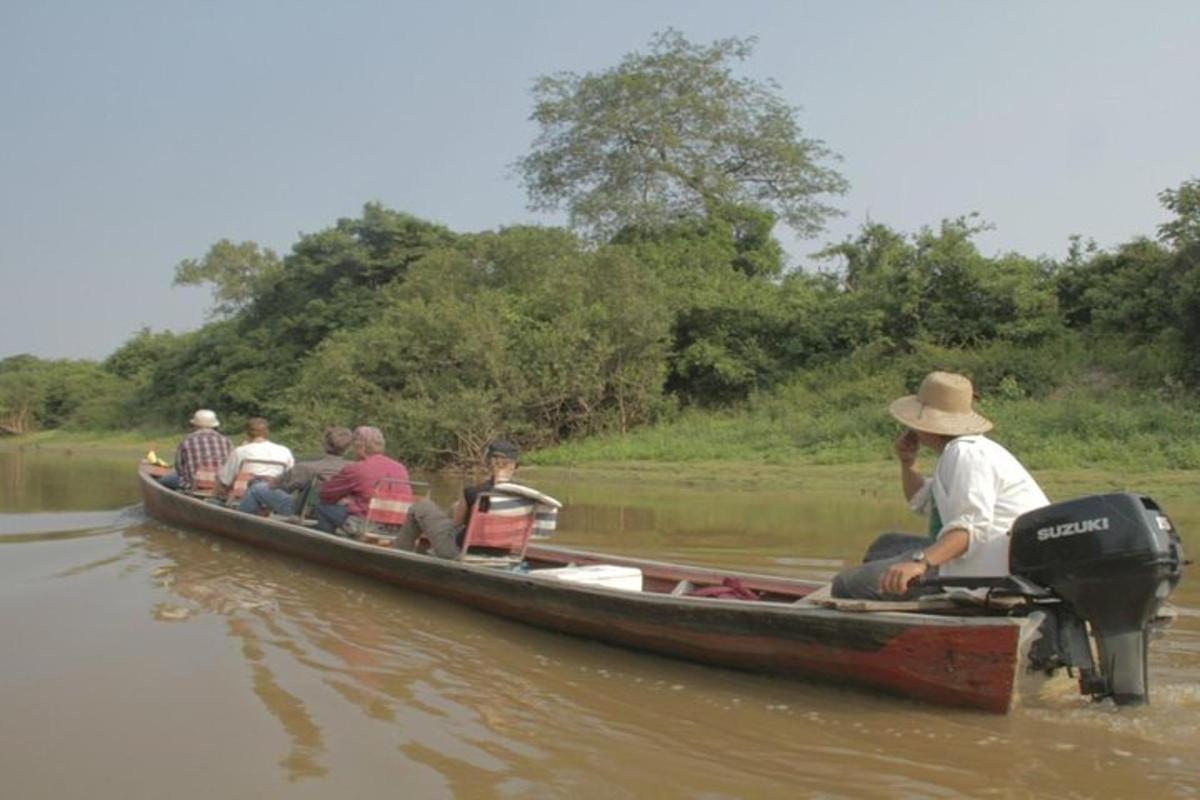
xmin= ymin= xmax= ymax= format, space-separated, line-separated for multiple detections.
xmin=831 ymin=372 xmax=1049 ymax=600
xmin=314 ymin=426 xmax=412 ymax=536
xmin=394 ymin=439 xmax=521 ymax=559
xmin=217 ymin=417 xmax=295 ymax=499
xmin=157 ymin=409 xmax=233 ymax=491
xmin=239 ymin=425 xmax=353 ymax=517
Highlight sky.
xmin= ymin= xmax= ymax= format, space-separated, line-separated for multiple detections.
xmin=1 ymin=1 xmax=1197 ymax=360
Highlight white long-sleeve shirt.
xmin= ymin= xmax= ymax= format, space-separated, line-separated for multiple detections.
xmin=908 ymin=435 xmax=1049 ymax=577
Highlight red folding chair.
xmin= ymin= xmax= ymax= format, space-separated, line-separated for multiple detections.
xmin=361 ymin=477 xmax=420 ymax=547
xmin=457 ymin=490 xmax=537 ymax=564
xmin=226 ymin=459 xmax=290 ymax=505
xmin=188 ymin=465 xmax=221 ymax=497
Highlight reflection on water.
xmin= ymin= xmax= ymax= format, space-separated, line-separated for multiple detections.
xmin=0 ymin=452 xmax=1198 ymax=798
xmin=0 ymin=449 xmax=141 ymax=511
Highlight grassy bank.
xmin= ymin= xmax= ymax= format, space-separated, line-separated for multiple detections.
xmin=0 ymin=429 xmax=178 ymax=457
xmin=7 ymin=428 xmax=1198 ymax=505
xmin=529 ymin=379 xmax=1200 ymax=474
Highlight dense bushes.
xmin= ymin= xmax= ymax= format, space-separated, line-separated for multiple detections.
xmin=4 ymin=179 xmax=1200 ymax=467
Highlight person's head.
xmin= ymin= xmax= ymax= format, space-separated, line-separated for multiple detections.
xmin=484 ymin=439 xmax=519 ymax=478
xmin=351 ymin=426 xmax=386 ymax=458
xmin=322 ymin=426 xmax=353 ymax=456
xmin=189 ymin=409 xmax=221 ymax=430
xmin=888 ymin=371 xmax=992 ymax=447
xmin=245 ymin=417 xmax=269 ymax=441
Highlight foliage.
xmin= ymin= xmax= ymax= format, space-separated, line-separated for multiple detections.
xmin=173 ymin=239 xmax=283 ymax=318
xmin=12 ymin=134 xmax=1200 ymax=471
xmin=515 ymin=29 xmax=847 ymax=240
xmin=1054 ymin=237 xmax=1177 ymax=338
xmin=0 ymin=355 xmax=131 ymax=433
xmin=277 ymin=227 xmax=673 ymax=466
xmin=1157 ymin=178 xmax=1200 ymax=249
xmin=817 ymin=215 xmax=1063 ymax=351
xmin=532 ymin=338 xmax=1200 ymax=472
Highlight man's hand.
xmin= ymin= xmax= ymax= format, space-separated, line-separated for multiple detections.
xmin=880 ymin=560 xmax=928 ymax=596
xmin=894 ymin=429 xmax=919 ymax=466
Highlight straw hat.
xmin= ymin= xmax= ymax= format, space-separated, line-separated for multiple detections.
xmin=189 ymin=409 xmax=221 ymax=429
xmin=888 ymin=372 xmax=992 ymax=436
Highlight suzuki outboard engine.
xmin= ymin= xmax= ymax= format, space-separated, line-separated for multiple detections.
xmin=1010 ymin=493 xmax=1185 ymax=705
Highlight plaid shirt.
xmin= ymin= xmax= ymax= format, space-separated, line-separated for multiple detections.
xmin=174 ymin=429 xmax=234 ymax=489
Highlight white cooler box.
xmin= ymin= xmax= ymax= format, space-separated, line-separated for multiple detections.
xmin=535 ymin=564 xmax=644 ymax=592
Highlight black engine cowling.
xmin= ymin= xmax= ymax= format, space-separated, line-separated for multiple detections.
xmin=1010 ymin=493 xmax=1185 ymax=705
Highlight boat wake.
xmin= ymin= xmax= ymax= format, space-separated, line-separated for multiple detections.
xmin=0 ymin=505 xmax=146 ymax=543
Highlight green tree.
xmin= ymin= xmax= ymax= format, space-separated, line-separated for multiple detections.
xmin=174 ymin=239 xmax=283 ymax=317
xmin=280 ymin=227 xmax=672 ymax=465
xmin=1055 ymin=237 xmax=1177 ymax=339
xmin=1157 ymin=179 xmax=1200 ymax=383
xmin=0 ymin=356 xmax=132 ymax=432
xmin=817 ymin=217 xmax=1061 ymax=353
xmin=1158 ymin=178 xmax=1200 ymax=248
xmin=516 ymin=30 xmax=847 ymax=241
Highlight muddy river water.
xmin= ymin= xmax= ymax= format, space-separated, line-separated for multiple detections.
xmin=1 ymin=450 xmax=1197 ymax=798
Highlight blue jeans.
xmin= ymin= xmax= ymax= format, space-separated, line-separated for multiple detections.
xmin=239 ymin=481 xmax=295 ymax=516
xmin=158 ymin=471 xmax=181 ymax=490
xmin=314 ymin=503 xmax=351 ymax=534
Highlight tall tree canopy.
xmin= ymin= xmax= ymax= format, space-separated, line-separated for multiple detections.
xmin=515 ymin=30 xmax=847 ymax=240
xmin=173 ymin=239 xmax=283 ymax=318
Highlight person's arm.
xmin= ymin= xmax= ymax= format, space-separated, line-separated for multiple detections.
xmin=895 ymin=430 xmax=925 ymax=502
xmin=880 ymin=529 xmax=969 ymax=595
xmin=452 ymin=482 xmax=482 ymax=527
xmin=217 ymin=449 xmax=240 ymax=488
xmin=319 ymin=464 xmax=356 ymax=504
xmin=450 ymin=496 xmax=469 ymax=527
xmin=880 ymin=441 xmax=995 ymax=595
xmin=174 ymin=441 xmax=189 ymax=481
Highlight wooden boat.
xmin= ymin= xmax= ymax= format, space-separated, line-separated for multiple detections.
xmin=137 ymin=465 xmax=1184 ymax=714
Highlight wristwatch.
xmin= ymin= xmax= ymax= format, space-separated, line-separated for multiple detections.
xmin=910 ymin=550 xmax=928 ymax=566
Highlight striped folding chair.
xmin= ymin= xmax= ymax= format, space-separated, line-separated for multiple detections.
xmin=532 ymin=503 xmax=559 ymax=539
xmin=226 ymin=459 xmax=290 ymax=506
xmin=188 ymin=465 xmax=221 ymax=497
xmin=457 ymin=490 xmax=538 ymax=565
xmin=362 ymin=477 xmax=421 ymax=547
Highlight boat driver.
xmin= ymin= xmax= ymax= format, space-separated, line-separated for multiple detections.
xmin=831 ymin=371 xmax=1049 ymax=600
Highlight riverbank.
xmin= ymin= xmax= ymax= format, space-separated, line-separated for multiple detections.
xmin=0 ymin=429 xmax=177 ymax=457
xmin=5 ymin=430 xmax=1198 ymax=504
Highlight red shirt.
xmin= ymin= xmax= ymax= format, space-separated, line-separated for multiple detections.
xmin=318 ymin=454 xmax=412 ymax=516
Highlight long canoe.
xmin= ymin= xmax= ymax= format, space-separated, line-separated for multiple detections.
xmin=138 ymin=464 xmax=1045 ymax=713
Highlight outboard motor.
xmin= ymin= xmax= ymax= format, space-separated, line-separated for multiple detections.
xmin=1010 ymin=493 xmax=1185 ymax=705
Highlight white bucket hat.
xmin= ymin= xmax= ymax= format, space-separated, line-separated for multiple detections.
xmin=888 ymin=372 xmax=992 ymax=436
xmin=190 ymin=409 xmax=221 ymax=429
